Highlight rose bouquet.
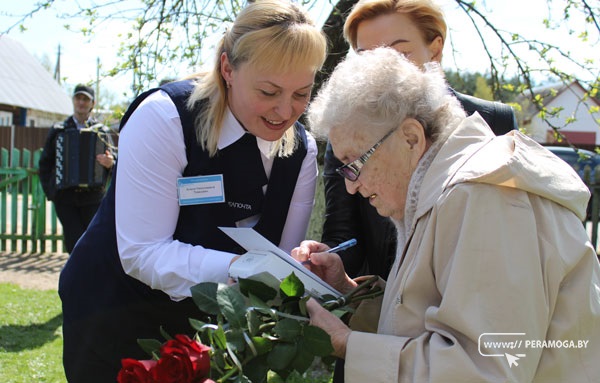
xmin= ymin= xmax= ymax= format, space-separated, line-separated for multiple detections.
xmin=118 ymin=272 xmax=382 ymax=383
xmin=118 ymin=334 xmax=214 ymax=383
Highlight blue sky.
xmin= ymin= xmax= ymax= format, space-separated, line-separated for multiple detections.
xmin=1 ymin=0 xmax=595 ymax=104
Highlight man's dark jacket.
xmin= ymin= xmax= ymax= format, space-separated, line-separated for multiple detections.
xmin=38 ymin=116 xmax=112 ymax=206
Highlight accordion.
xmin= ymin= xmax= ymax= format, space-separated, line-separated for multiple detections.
xmin=55 ymin=124 xmax=111 ymax=190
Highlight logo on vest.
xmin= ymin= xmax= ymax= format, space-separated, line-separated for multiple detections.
xmin=228 ymin=201 xmax=252 ymax=210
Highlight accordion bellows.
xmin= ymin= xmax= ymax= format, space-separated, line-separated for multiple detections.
xmin=55 ymin=124 xmax=109 ymax=190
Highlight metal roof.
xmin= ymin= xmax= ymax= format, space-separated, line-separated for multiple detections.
xmin=0 ymin=35 xmax=72 ymax=115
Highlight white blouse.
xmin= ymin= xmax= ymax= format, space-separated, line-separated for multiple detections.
xmin=115 ymin=90 xmax=318 ymax=300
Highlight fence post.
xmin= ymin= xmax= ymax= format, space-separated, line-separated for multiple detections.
xmin=9 ymin=148 xmax=20 ymax=251
xmin=20 ymin=149 xmax=35 ymax=252
xmin=1 ymin=148 xmax=7 ymax=251
xmin=31 ymin=149 xmax=44 ymax=253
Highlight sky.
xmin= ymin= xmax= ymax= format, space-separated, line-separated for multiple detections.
xmin=0 ymin=0 xmax=596 ymax=105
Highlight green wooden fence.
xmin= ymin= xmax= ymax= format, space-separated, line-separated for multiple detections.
xmin=1 ymin=147 xmax=64 ymax=254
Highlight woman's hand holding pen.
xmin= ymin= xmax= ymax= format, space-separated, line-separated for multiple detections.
xmin=292 ymin=241 xmax=357 ymax=358
xmin=291 ymin=240 xmax=357 ymax=295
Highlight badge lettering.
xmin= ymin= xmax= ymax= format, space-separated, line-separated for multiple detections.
xmin=228 ymin=202 xmax=252 ymax=210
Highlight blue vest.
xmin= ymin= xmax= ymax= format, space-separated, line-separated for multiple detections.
xmin=59 ymin=80 xmax=308 ymax=376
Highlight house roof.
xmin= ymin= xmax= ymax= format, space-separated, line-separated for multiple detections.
xmin=0 ymin=35 xmax=72 ymax=115
xmin=519 ymin=80 xmax=600 ymax=119
xmin=526 ymin=80 xmax=600 ymax=107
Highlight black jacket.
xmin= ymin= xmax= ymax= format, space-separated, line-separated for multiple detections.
xmin=38 ymin=116 xmax=113 ymax=205
xmin=322 ymin=91 xmax=518 ymax=278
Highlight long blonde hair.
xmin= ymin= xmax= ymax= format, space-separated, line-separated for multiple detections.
xmin=187 ymin=0 xmax=327 ymax=157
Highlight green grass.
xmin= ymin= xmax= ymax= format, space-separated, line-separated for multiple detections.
xmin=0 ymin=283 xmax=65 ymax=383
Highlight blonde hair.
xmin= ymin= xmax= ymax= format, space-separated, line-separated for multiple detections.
xmin=344 ymin=0 xmax=447 ymax=51
xmin=187 ymin=0 xmax=327 ymax=157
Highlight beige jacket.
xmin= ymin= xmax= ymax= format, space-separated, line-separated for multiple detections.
xmin=345 ymin=114 xmax=600 ymax=382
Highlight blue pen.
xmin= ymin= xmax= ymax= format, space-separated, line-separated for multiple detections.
xmin=301 ymin=238 xmax=357 ymax=265
xmin=326 ymin=238 xmax=357 ymax=253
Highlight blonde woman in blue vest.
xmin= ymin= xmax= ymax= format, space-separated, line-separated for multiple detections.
xmin=58 ymin=2 xmax=327 ymax=381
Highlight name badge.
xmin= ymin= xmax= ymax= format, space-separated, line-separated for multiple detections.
xmin=177 ymin=175 xmax=225 ymax=206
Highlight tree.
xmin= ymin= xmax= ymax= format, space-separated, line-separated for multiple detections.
xmin=473 ymin=75 xmax=494 ymax=101
xmin=5 ymin=0 xmax=599 ymax=139
xmin=449 ymin=0 xmax=599 ymax=140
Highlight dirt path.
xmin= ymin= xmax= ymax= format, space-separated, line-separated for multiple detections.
xmin=0 ymin=251 xmax=67 ymax=290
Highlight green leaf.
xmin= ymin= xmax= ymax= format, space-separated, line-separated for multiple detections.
xmin=273 ymin=318 xmax=302 ymax=341
xmin=188 ymin=318 xmax=209 ymax=332
xmin=289 ymin=342 xmax=315 ymax=374
xmin=190 ymin=282 xmax=220 ymax=315
xmin=242 ymin=354 xmax=269 ymax=383
xmin=302 ymin=325 xmax=334 ymax=357
xmin=238 ymin=277 xmax=278 ymax=302
xmin=321 ymin=355 xmax=337 ymax=366
xmin=299 ymin=296 xmax=308 ymax=317
xmin=279 ymin=297 xmax=302 ymax=315
xmin=246 ymin=309 xmax=261 ymax=336
xmin=248 ymin=292 xmax=273 ymax=311
xmin=226 ymin=328 xmax=246 ymax=353
xmin=217 ymin=284 xmax=248 ymax=328
xmin=248 ymin=293 xmax=280 ymax=321
xmin=158 ymin=326 xmax=172 ymax=341
xmin=267 ymin=342 xmax=297 ymax=371
xmin=211 ymin=349 xmax=227 ymax=370
xmin=251 ymin=337 xmax=273 ymax=356
xmin=213 ymin=324 xmax=227 ymax=350
xmin=279 ymin=272 xmax=305 ymax=298
xmin=137 ymin=338 xmax=162 ymax=358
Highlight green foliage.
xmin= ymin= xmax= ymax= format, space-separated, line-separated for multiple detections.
xmin=306 ymin=164 xmax=326 ymax=241
xmin=473 ymin=75 xmax=495 ymax=101
xmin=0 ymin=283 xmax=65 ymax=383
xmin=444 ymin=69 xmax=523 ymax=103
xmin=189 ymin=273 xmax=334 ymax=382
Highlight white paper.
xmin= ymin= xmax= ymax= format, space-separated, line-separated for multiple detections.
xmin=220 ymin=227 xmax=342 ymax=298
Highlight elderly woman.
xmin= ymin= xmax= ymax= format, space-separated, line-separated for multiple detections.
xmin=293 ymin=47 xmax=600 ymax=382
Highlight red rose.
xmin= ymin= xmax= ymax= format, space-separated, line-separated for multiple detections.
xmin=153 ymin=347 xmax=195 ymax=383
xmin=155 ymin=335 xmax=212 ymax=383
xmin=117 ymin=358 xmax=157 ymax=383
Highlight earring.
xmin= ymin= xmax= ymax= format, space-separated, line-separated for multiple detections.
xmin=226 ymin=82 xmax=231 ymax=89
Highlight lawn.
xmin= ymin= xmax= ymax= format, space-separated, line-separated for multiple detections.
xmin=0 ymin=283 xmax=65 ymax=383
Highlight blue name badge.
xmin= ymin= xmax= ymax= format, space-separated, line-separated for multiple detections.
xmin=177 ymin=175 xmax=225 ymax=206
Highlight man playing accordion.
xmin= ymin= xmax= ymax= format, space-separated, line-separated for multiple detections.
xmin=39 ymin=84 xmax=116 ymax=253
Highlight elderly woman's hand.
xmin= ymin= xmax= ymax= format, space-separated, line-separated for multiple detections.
xmin=291 ymin=240 xmax=357 ymax=294
xmin=306 ymin=298 xmax=351 ymax=359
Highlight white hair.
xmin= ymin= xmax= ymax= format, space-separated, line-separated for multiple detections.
xmin=307 ymin=47 xmax=465 ymax=142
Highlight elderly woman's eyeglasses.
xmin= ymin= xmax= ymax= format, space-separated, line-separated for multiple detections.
xmin=335 ymin=127 xmax=398 ymax=182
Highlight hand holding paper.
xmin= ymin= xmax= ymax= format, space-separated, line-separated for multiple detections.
xmin=221 ymin=227 xmax=342 ymax=299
